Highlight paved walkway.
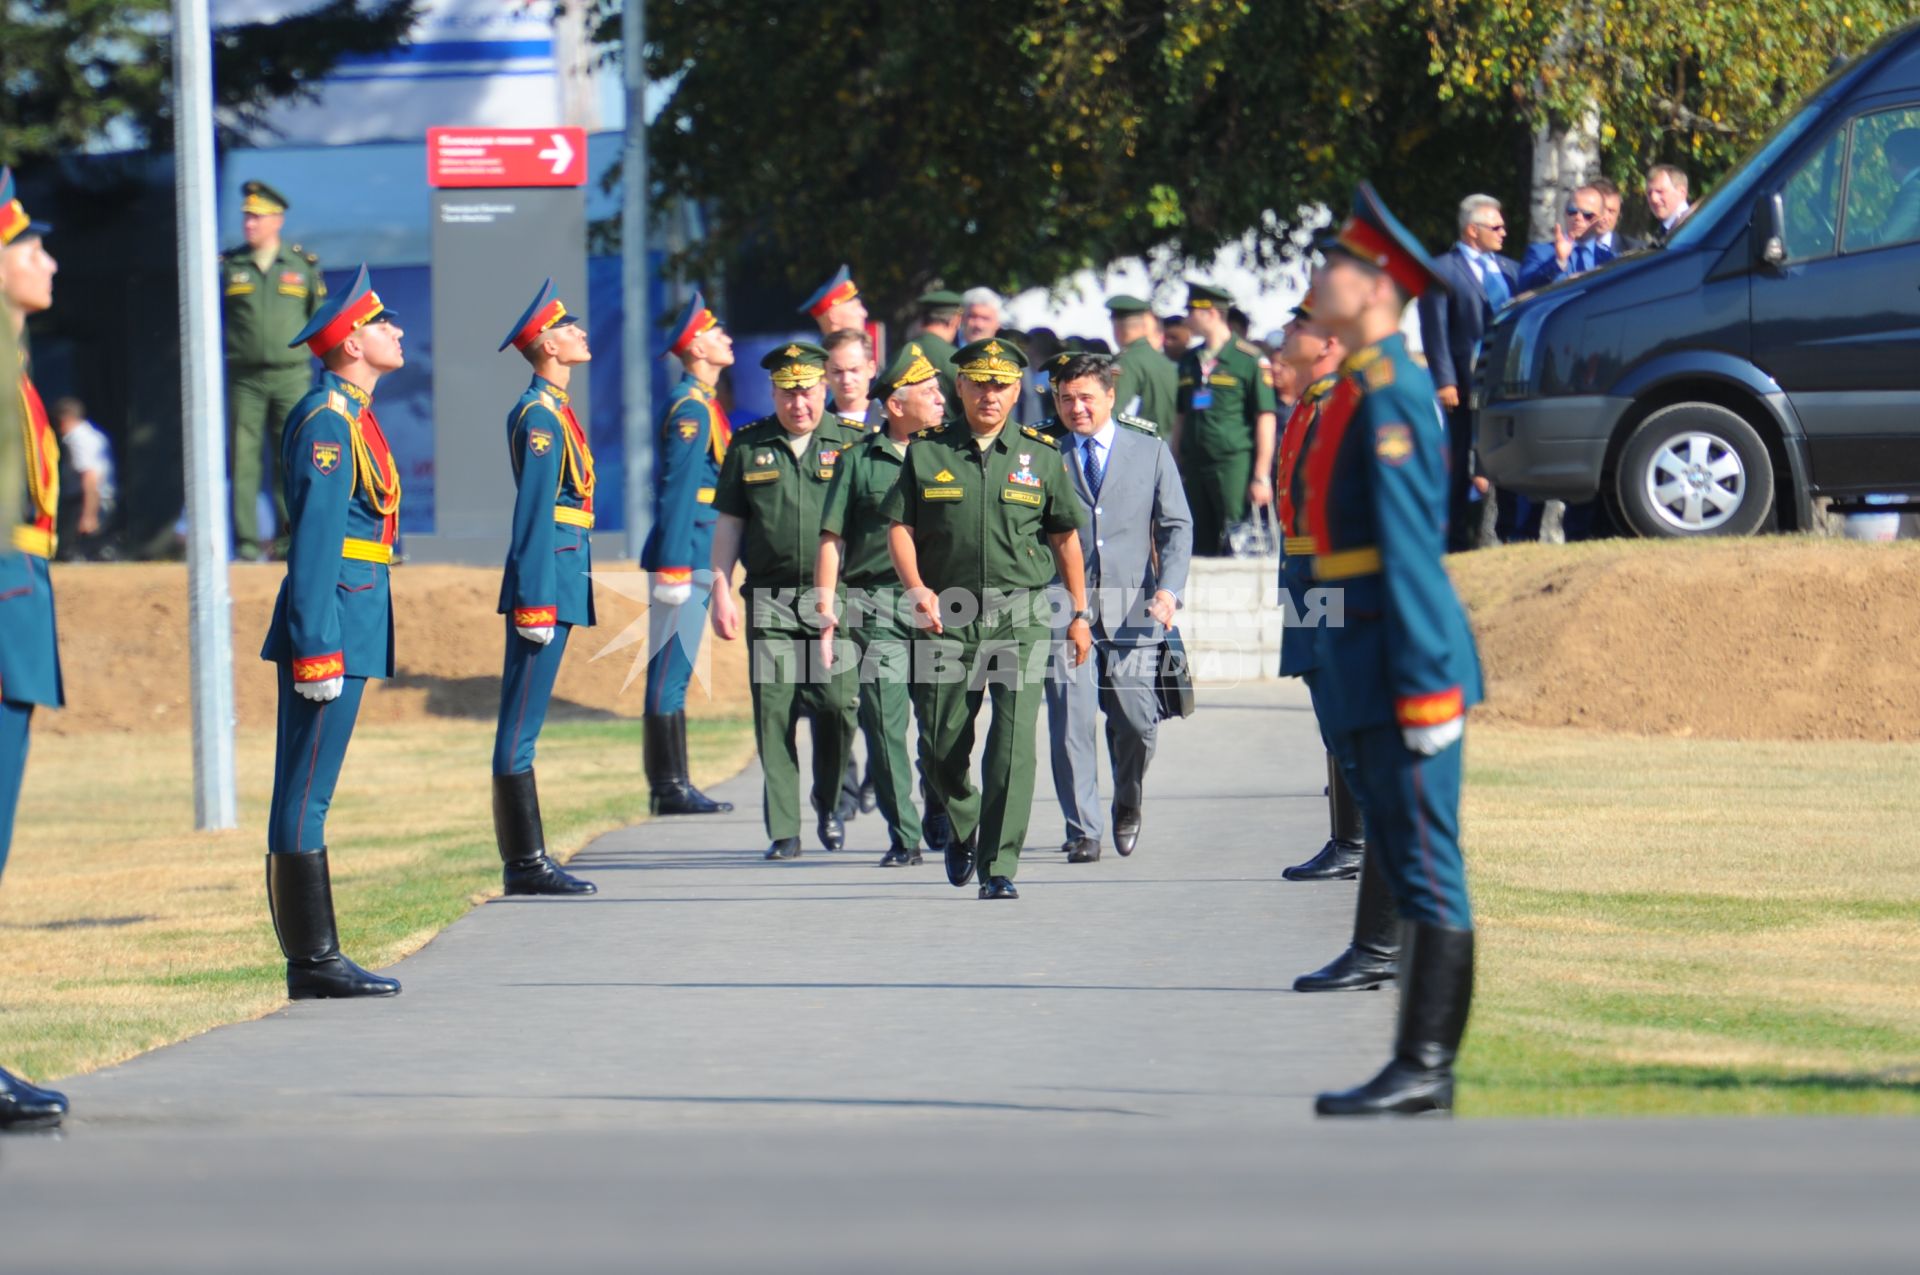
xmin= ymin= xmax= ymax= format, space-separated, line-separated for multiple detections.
xmin=5 ymin=682 xmax=1913 ymax=1271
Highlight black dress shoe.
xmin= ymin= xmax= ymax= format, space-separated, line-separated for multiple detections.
xmin=945 ymin=831 xmax=977 ymax=887
xmin=1111 ymin=806 xmax=1141 ymax=856
xmin=1316 ymin=924 xmax=1473 ymax=1118
xmin=0 ymin=1066 xmax=68 ymax=1130
xmin=1065 ymin=837 xmax=1101 ymax=864
xmin=858 ymin=777 xmax=878 ymax=814
xmin=765 ymin=837 xmax=802 ymax=861
xmin=878 ymin=842 xmax=922 ymax=867
xmin=924 ymin=809 xmax=953 ymax=853
xmin=288 ymin=954 xmax=402 ymax=1000
xmin=977 ymin=876 xmax=1019 ymax=900
xmin=1282 ymin=839 xmax=1363 ymax=881
xmin=818 ymin=809 xmax=846 ymax=852
xmin=504 ymin=854 xmax=597 ymax=896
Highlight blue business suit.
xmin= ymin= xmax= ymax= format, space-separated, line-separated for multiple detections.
xmin=638 ymin=374 xmax=725 ymax=715
xmin=1418 ymin=244 xmax=1520 ymax=549
xmin=1303 ymin=335 xmax=1482 ymax=928
xmin=0 ymin=368 xmax=63 ymax=881
xmin=1516 ymin=237 xmax=1612 ymax=293
xmin=492 ymin=376 xmax=597 ymax=775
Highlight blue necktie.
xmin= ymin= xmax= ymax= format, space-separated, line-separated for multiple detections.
xmin=1082 ymin=438 xmax=1105 ymax=497
xmin=1571 ymin=243 xmax=1592 ymax=274
xmin=1477 ymin=254 xmax=1510 ymax=310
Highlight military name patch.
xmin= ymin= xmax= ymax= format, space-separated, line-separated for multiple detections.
xmin=1208 ymin=373 xmax=1239 ymax=387
xmin=529 ymin=428 xmax=554 ymax=455
xmin=922 ymin=486 xmax=964 ymax=501
xmin=1001 ymin=488 xmax=1043 ymax=507
xmin=1375 ymin=423 xmax=1414 ymax=466
xmin=311 ymin=441 xmax=342 ymax=475
xmin=744 ymin=469 xmax=781 ymax=484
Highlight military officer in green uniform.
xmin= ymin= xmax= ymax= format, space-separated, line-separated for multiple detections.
xmin=709 ymin=342 xmax=863 ymax=860
xmin=910 ymin=289 xmax=964 ymax=420
xmin=883 ymin=337 xmax=1092 ymax=900
xmin=815 ymin=341 xmax=948 ymax=866
xmin=1107 ymin=294 xmax=1179 ymax=438
xmin=1169 ymin=282 xmax=1278 ymax=555
xmin=222 ymin=181 xmax=326 ymax=560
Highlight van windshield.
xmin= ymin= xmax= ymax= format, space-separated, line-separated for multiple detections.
xmin=1665 ymin=95 xmax=1835 ymax=250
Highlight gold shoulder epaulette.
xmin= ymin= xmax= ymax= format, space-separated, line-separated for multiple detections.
xmin=1233 ymin=337 xmax=1264 ymax=358
xmin=1364 ymin=358 xmax=1396 ymax=390
xmin=326 ymin=390 xmax=351 ymax=417
xmin=538 ymin=392 xmax=559 ymax=413
xmin=1021 ymin=425 xmax=1058 ymax=448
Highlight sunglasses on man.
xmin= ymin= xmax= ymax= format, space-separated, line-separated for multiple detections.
xmin=1564 ymin=206 xmax=1600 ymax=220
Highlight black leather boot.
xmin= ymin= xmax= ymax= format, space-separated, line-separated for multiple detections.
xmin=1283 ymin=754 xmax=1365 ymax=881
xmin=646 ymin=711 xmax=733 ymax=815
xmin=1294 ymin=846 xmax=1402 ymax=992
xmin=494 ymin=770 xmax=596 ymax=896
xmin=267 ymin=849 xmax=401 ymax=999
xmin=1315 ymin=923 xmax=1474 ymax=1117
xmin=0 ymin=1066 xmax=68 ymax=1130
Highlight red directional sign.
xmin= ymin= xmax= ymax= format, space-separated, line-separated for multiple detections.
xmin=427 ymin=127 xmax=587 ymax=189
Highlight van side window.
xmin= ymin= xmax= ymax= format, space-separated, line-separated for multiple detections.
xmin=1780 ymin=130 xmax=1845 ymax=261
xmin=1841 ymin=106 xmax=1920 ymax=253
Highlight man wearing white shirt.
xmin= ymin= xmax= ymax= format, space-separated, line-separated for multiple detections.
xmin=1647 ymin=164 xmax=1692 ymax=245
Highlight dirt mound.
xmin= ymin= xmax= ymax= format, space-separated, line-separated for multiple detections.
xmin=1450 ymin=538 xmax=1920 ymax=741
xmin=42 ymin=562 xmax=750 ymax=736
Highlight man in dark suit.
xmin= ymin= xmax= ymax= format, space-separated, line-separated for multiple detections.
xmin=1418 ymin=194 xmax=1519 ymax=551
xmin=1517 ymin=184 xmax=1613 ymax=292
xmin=1591 ymin=177 xmax=1644 ymax=255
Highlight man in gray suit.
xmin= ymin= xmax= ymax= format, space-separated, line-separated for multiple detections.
xmin=1044 ymin=352 xmax=1194 ymax=862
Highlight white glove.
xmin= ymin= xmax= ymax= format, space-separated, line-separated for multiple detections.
xmin=653 ymin=580 xmax=693 ymax=606
xmin=1402 ymin=716 xmax=1464 ymax=756
xmin=516 ymin=624 xmax=555 ymax=645
xmin=294 ymin=675 xmax=344 ymax=703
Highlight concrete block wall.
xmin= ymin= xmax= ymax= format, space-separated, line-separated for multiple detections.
xmin=1175 ymin=556 xmax=1282 ymax=685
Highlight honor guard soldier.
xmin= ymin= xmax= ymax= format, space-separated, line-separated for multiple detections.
xmin=222 ymin=181 xmax=326 ymax=561
xmin=799 ymin=263 xmax=868 ymax=338
xmin=709 ymin=343 xmax=862 ymax=860
xmin=1274 ymin=294 xmax=1402 ymax=996
xmin=883 ymin=338 xmax=1092 ymax=899
xmin=1106 ymin=294 xmax=1179 ymax=438
xmin=1302 ymin=184 xmax=1482 ymax=1117
xmin=489 ymin=280 xmax=598 ymax=897
xmin=1169 ymin=282 xmax=1278 ymax=554
xmin=816 ymin=341 xmax=948 ymax=867
xmin=0 ymin=168 xmax=70 ymax=1128
xmin=260 ymin=265 xmax=406 ymax=1001
xmin=639 ymin=291 xmax=734 ymax=817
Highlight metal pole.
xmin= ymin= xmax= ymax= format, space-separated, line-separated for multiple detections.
xmin=172 ymin=0 xmax=238 ymax=829
xmin=621 ymin=0 xmax=652 ymax=556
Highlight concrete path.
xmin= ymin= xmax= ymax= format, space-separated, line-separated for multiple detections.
xmin=4 ymin=682 xmax=1913 ymax=1271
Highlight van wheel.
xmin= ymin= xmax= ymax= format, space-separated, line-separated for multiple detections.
xmin=1615 ymin=403 xmax=1775 ymax=538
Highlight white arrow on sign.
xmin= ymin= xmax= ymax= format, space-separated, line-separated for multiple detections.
xmin=538 ymin=132 xmax=574 ymax=176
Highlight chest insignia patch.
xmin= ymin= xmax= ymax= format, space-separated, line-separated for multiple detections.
xmin=1375 ymin=423 xmax=1414 ymax=466
xmin=933 ymin=468 xmax=955 ymax=482
xmin=756 ymin=451 xmax=774 ymax=466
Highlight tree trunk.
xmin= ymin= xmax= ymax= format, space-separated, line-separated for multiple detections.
xmin=1528 ymin=102 xmax=1601 ymax=243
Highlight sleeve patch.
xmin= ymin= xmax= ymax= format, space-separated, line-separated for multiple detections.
xmin=1375 ymin=423 xmax=1414 ymax=466
xmin=311 ymin=441 xmax=342 ymax=475
xmin=678 ymin=419 xmax=699 ymax=440
xmin=528 ymin=428 xmax=554 ymax=456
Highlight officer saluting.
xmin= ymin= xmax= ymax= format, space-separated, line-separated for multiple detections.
xmin=488 ymin=279 xmax=598 ymax=897
xmin=0 ymin=167 xmax=71 ymax=1127
xmin=260 ymin=265 xmax=406 ymax=1000
xmin=639 ymin=291 xmax=734 ymax=817
xmin=709 ymin=342 xmax=862 ymax=860
xmin=884 ymin=338 xmax=1092 ymax=899
xmin=1302 ymin=184 xmax=1482 ymax=1117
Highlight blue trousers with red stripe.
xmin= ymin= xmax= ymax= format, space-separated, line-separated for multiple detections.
xmin=1331 ymin=721 xmax=1472 ymax=929
xmin=0 ymin=700 xmax=33 ymax=883
xmin=643 ymin=582 xmax=712 ymax=716
xmin=493 ymin=620 xmax=572 ymax=776
xmin=267 ymin=665 xmax=368 ymax=855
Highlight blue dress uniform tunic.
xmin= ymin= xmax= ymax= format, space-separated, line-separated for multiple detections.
xmin=1302 ymin=334 xmax=1482 ymax=928
xmin=0 ymin=367 xmax=64 ymax=880
xmin=260 ymin=371 xmax=400 ymax=855
xmin=491 ymin=375 xmax=597 ymax=775
xmin=638 ymin=373 xmax=728 ymax=715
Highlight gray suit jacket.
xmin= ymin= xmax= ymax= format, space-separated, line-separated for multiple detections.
xmin=1054 ymin=423 xmax=1193 ymax=646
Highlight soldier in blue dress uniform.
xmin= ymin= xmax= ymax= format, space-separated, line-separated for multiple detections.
xmin=1302 ymin=184 xmax=1483 ymax=1117
xmin=0 ymin=167 xmax=71 ymax=1127
xmin=259 ymin=265 xmax=407 ymax=1001
xmin=489 ymin=280 xmax=598 ymax=896
xmin=640 ymin=290 xmax=735 ymax=816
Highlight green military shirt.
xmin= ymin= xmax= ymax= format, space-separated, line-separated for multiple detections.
xmin=883 ymin=422 xmax=1086 ymax=598
xmin=221 ymin=242 xmax=326 ymax=370
xmin=713 ymin=415 xmax=863 ymax=595
xmin=1176 ymin=336 xmax=1277 ymax=462
xmin=1114 ymin=337 xmax=1180 ymax=440
xmin=820 ymin=428 xmax=914 ymax=587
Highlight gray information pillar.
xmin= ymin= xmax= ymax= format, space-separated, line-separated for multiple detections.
xmin=412 ymin=186 xmax=588 ymax=564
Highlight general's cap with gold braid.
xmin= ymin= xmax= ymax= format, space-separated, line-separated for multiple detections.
xmin=241 ymin=180 xmax=290 ymax=216
xmin=952 ymin=336 xmax=1029 ymax=385
xmin=874 ymin=341 xmax=940 ymax=400
xmin=666 ymin=288 xmax=721 ymax=358
xmin=760 ymin=341 xmax=829 ymax=390
xmin=797 ymin=264 xmax=859 ymax=318
xmin=0 ymin=167 xmax=51 ymax=248
xmin=499 ymin=277 xmax=580 ymax=353
xmin=289 ymin=264 xmax=397 ymax=357
xmin=1323 ymin=181 xmax=1448 ymax=300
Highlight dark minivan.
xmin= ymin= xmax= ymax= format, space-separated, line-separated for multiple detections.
xmin=1476 ymin=21 xmax=1920 ymax=537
